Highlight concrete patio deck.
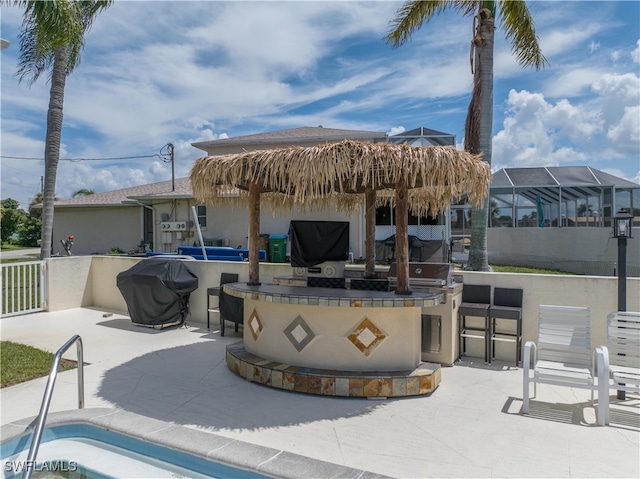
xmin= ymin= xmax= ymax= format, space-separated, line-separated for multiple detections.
xmin=1 ymin=308 xmax=638 ymax=478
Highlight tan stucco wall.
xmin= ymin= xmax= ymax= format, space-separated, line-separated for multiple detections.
xmin=46 ymin=256 xmax=93 ymax=311
xmin=243 ymin=300 xmax=422 ymax=371
xmin=43 ymin=256 xmax=639 ymax=360
xmin=53 ymin=206 xmax=142 ymax=256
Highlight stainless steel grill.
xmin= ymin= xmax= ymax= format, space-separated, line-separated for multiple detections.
xmin=387 ymin=262 xmax=454 ymax=290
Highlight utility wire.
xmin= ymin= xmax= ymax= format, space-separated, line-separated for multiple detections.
xmin=1 ymin=154 xmax=162 ymax=161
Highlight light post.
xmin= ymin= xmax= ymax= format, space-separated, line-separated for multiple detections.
xmin=612 ymin=208 xmax=633 ymax=400
xmin=613 ymin=208 xmax=633 ymax=312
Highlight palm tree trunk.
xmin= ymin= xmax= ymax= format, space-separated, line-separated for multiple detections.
xmin=248 ymin=181 xmax=261 ymax=285
xmin=40 ymin=49 xmax=66 ymax=259
xmin=364 ymin=188 xmax=376 ymax=278
xmin=465 ymin=10 xmax=494 ymax=272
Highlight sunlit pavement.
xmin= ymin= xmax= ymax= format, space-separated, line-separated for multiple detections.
xmin=1 ymin=308 xmax=638 ymax=478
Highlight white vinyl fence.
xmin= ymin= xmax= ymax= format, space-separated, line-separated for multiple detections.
xmin=1 ymin=261 xmax=46 ymax=317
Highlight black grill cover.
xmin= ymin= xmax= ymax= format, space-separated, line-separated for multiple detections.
xmin=116 ymin=258 xmax=199 ymax=327
xmin=289 ymin=220 xmax=349 ymax=267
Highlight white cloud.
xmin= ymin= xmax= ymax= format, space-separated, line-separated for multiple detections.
xmin=388 ymin=126 xmax=405 ymax=136
xmin=541 ymin=66 xmax=608 ymax=98
xmin=2 ymin=1 xmax=638 ymax=209
xmin=492 ymin=90 xmax=597 ymax=169
xmin=591 ymin=73 xmax=640 ymax=156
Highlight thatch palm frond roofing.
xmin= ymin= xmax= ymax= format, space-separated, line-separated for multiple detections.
xmin=190 ymin=139 xmax=490 ymax=215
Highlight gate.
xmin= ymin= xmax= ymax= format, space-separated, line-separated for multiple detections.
xmin=1 ymin=260 xmax=46 ymax=317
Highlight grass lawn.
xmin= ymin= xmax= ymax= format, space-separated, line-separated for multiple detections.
xmin=0 ymin=257 xmax=40 ymax=264
xmin=0 ymin=341 xmax=76 ymax=388
xmin=491 ymin=265 xmax=574 ymax=275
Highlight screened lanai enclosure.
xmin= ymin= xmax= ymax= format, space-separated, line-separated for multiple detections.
xmin=453 ymin=166 xmax=640 ymax=277
xmin=450 ymin=166 xmax=639 ymax=236
xmin=489 ymin=167 xmax=638 ymax=228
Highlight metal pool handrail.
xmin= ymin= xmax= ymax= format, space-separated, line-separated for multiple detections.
xmin=23 ymin=335 xmax=84 ymax=479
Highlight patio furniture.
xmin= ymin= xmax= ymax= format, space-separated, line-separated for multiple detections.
xmin=522 ymin=305 xmax=609 ymax=426
xmin=605 ymin=311 xmax=640 ymax=412
xmin=217 ymin=273 xmax=242 ymax=336
xmin=489 ymin=287 xmax=523 ymax=366
xmin=458 ymin=284 xmax=491 ymax=363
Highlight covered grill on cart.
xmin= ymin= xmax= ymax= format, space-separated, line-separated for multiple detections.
xmin=116 ymin=257 xmax=199 ymax=328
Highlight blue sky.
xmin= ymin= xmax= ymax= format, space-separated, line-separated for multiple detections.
xmin=1 ymin=1 xmax=639 ymax=210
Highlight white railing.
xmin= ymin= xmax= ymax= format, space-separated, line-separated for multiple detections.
xmin=1 ymin=260 xmax=46 ymax=317
xmin=24 ymin=335 xmax=84 ymax=479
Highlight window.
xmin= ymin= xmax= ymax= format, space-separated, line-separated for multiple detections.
xmin=196 ymin=205 xmax=207 ymax=228
xmin=375 ymin=205 xmax=392 ymax=225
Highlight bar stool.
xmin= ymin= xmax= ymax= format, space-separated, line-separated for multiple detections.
xmin=489 ymin=287 xmax=523 ymax=366
xmin=458 ymin=284 xmax=491 ymax=362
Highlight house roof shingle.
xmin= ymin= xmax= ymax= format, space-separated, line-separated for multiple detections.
xmin=54 ymin=177 xmax=192 ymax=207
xmin=192 ymin=126 xmax=387 ymax=151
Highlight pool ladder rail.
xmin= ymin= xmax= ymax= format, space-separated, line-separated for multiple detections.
xmin=23 ymin=335 xmax=84 ymax=479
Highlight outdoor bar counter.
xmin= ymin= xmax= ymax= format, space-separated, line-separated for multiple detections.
xmin=223 ymin=282 xmax=443 ymax=398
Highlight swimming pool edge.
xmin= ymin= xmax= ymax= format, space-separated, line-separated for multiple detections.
xmin=1 ymin=408 xmax=389 ymax=479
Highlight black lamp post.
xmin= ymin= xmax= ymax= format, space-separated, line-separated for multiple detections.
xmin=613 ymin=208 xmax=633 ymax=312
xmin=613 ymin=208 xmax=633 ymax=400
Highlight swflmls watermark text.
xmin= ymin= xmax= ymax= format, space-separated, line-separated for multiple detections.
xmin=4 ymin=460 xmax=78 ymax=473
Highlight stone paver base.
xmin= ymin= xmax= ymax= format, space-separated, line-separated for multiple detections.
xmin=226 ymin=342 xmax=441 ymax=398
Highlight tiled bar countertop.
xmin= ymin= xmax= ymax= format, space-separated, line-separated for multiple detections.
xmin=223 ymin=282 xmax=444 ymax=308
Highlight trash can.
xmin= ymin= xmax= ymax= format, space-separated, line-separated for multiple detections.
xmin=269 ymin=234 xmax=288 ymax=263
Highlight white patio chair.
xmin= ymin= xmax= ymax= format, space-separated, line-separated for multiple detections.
xmin=604 ymin=311 xmax=640 ymax=424
xmin=522 ymin=305 xmax=609 ymax=426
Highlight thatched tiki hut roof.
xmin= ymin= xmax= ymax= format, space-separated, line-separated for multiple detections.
xmin=191 ymin=139 xmax=490 ymax=293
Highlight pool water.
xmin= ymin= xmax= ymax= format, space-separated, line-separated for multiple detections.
xmin=1 ymin=424 xmax=270 ymax=479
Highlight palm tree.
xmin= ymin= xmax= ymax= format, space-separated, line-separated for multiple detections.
xmin=386 ymin=1 xmax=546 ymax=270
xmin=72 ymin=188 xmax=95 ymax=197
xmin=12 ymin=0 xmax=112 ymax=258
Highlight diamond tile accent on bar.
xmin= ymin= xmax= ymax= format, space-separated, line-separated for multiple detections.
xmin=284 ymin=315 xmax=316 ymax=352
xmin=347 ymin=317 xmax=387 ymax=357
xmin=248 ymin=308 xmax=263 ymax=341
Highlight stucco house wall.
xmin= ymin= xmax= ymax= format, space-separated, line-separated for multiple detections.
xmin=53 ymin=206 xmax=143 ymax=255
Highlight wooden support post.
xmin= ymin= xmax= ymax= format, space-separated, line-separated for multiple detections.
xmin=394 ymin=177 xmax=411 ymax=295
xmin=365 ymin=188 xmax=376 ymax=279
xmin=248 ymin=181 xmax=261 ymax=285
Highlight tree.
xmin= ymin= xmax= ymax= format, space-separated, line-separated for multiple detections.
xmin=72 ymin=188 xmax=95 ymax=197
xmin=1 ymin=198 xmax=27 ymax=244
xmin=12 ymin=0 xmax=112 ymax=258
xmin=386 ymin=0 xmax=546 ymax=270
xmin=17 ymin=216 xmax=42 ymax=246
xmin=577 ymin=202 xmax=593 ymax=217
xmin=28 ymin=192 xmax=44 ymax=219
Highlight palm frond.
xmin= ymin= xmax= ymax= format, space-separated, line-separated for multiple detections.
xmin=385 ymin=0 xmax=479 ymax=47
xmin=190 ymin=140 xmax=490 ymax=218
xmin=15 ymin=1 xmax=113 ymax=84
xmin=498 ymin=0 xmax=548 ymax=70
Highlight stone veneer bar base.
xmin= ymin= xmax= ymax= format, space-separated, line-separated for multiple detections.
xmin=226 ymin=342 xmax=441 ymax=398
